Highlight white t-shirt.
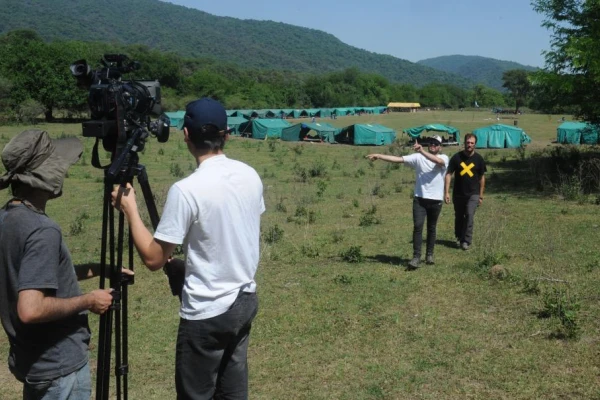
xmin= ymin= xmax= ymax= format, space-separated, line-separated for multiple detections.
xmin=402 ymin=153 xmax=449 ymax=200
xmin=154 ymin=154 xmax=265 ymax=320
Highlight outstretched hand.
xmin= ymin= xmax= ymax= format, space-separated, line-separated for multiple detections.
xmin=412 ymin=138 xmax=423 ymax=153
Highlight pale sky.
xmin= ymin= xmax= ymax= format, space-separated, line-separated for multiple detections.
xmin=161 ymin=0 xmax=551 ymax=68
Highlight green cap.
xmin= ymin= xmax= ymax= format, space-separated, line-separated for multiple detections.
xmin=0 ymin=130 xmax=83 ymax=196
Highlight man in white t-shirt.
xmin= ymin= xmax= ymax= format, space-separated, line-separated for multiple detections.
xmin=111 ymin=98 xmax=265 ymax=399
xmin=366 ymin=135 xmax=449 ymax=269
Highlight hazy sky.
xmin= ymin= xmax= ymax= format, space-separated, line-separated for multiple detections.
xmin=160 ymin=0 xmax=551 ymax=67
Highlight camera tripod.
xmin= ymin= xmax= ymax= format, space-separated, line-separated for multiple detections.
xmin=94 ymin=129 xmax=161 ymax=400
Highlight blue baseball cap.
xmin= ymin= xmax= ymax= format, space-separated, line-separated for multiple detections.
xmin=180 ymin=98 xmax=228 ymax=134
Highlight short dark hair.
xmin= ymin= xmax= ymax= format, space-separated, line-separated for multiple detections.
xmin=464 ymin=133 xmax=477 ymax=143
xmin=188 ymin=125 xmax=226 ymax=152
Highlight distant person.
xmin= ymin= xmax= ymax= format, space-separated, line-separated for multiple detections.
xmin=0 ymin=129 xmax=116 ymax=400
xmin=444 ymin=133 xmax=487 ymax=250
xmin=366 ymin=135 xmax=449 ymax=269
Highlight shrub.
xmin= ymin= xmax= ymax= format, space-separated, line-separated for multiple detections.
xmin=17 ymin=99 xmax=44 ymax=124
xmin=263 ymin=225 xmax=284 ymax=244
xmin=540 ymin=287 xmax=580 ymax=339
xmin=359 ymin=205 xmax=381 ymax=227
xmin=170 ymin=163 xmax=184 ymax=178
xmin=308 ymin=159 xmax=327 ymax=178
xmin=340 ymin=246 xmax=363 ymax=263
xmin=69 ymin=211 xmax=90 ymax=236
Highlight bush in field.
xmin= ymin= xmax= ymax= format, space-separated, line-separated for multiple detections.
xmin=540 ymin=287 xmax=580 ymax=340
xmin=308 ymin=159 xmax=327 ymax=178
xmin=359 ymin=205 xmax=380 ymax=227
xmin=263 ymin=224 xmax=284 ymax=244
xmin=340 ymin=245 xmax=363 ymax=263
xmin=69 ymin=211 xmax=90 ymax=236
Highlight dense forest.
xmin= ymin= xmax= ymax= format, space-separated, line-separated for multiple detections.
xmin=0 ymin=30 xmax=513 ymax=122
xmin=418 ymin=55 xmax=538 ymax=91
xmin=0 ymin=0 xmax=476 ymax=88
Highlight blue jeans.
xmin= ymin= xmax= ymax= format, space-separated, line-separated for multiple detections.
xmin=412 ymin=197 xmax=443 ymax=258
xmin=453 ymin=195 xmax=480 ymax=245
xmin=23 ymin=362 xmax=91 ymax=400
xmin=176 ymin=291 xmax=259 ymax=400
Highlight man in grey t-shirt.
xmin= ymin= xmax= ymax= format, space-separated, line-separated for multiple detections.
xmin=0 ymin=130 xmax=114 ymax=399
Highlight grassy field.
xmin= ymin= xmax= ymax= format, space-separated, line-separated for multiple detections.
xmin=0 ymin=110 xmax=599 ymax=399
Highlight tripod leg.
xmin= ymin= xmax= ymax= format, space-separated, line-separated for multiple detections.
xmin=96 ymin=179 xmax=115 ymax=400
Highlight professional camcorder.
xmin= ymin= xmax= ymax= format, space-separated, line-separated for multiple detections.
xmin=70 ymin=54 xmax=170 ymax=156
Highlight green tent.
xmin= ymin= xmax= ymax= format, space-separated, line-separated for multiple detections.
xmin=165 ymin=111 xmax=186 ymax=128
xmin=335 ymin=124 xmax=396 ymax=146
xmin=557 ymin=121 xmax=599 ymax=145
xmin=281 ymin=122 xmax=339 ymax=143
xmin=227 ymin=116 xmax=249 ymax=136
xmin=472 ymin=124 xmax=531 ymax=148
xmin=332 ymin=108 xmax=353 ymax=117
xmin=239 ymin=119 xmax=292 ymax=139
xmin=403 ymin=124 xmax=460 ymax=144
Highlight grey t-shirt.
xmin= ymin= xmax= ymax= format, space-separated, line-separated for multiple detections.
xmin=0 ymin=202 xmax=90 ymax=382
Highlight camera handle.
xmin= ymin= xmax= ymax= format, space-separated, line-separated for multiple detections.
xmin=95 ymin=154 xmax=160 ymax=400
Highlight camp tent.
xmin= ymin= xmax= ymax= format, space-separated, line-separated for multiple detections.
xmin=557 ymin=121 xmax=599 ymax=145
xmin=239 ymin=119 xmax=292 ymax=139
xmin=403 ymin=124 xmax=460 ymax=145
xmin=335 ymin=124 xmax=396 ymax=145
xmin=281 ymin=122 xmax=339 ymax=143
xmin=472 ymin=124 xmax=532 ymax=148
xmin=227 ymin=116 xmax=249 ymax=136
xmin=165 ymin=111 xmax=186 ymax=128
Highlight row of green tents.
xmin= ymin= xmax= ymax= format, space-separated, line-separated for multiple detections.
xmin=228 ymin=118 xmax=396 ymax=145
xmin=226 ymin=106 xmax=387 ymax=119
xmin=165 ymin=107 xmax=387 ymax=128
xmin=403 ymin=123 xmax=532 ymax=148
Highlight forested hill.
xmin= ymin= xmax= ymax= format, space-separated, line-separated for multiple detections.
xmin=0 ymin=0 xmax=474 ymax=88
xmin=417 ymin=55 xmax=538 ymax=91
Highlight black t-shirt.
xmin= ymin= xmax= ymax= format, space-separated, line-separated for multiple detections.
xmin=0 ymin=203 xmax=90 ymax=382
xmin=447 ymin=151 xmax=487 ymax=197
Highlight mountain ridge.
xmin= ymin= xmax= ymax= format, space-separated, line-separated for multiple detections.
xmin=0 ymin=0 xmax=477 ymax=88
xmin=417 ymin=55 xmax=538 ymax=91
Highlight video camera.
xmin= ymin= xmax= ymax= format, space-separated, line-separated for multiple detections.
xmin=70 ymin=54 xmax=170 ymax=157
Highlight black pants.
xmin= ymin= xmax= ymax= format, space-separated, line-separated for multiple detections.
xmin=176 ymin=291 xmax=258 ymax=400
xmin=412 ymin=197 xmax=443 ymax=258
xmin=453 ymin=195 xmax=479 ymax=245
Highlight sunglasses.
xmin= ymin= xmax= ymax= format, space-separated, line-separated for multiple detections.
xmin=428 ymin=142 xmax=440 ymax=146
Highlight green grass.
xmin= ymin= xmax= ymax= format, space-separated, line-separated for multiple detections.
xmin=0 ymin=111 xmax=599 ymax=399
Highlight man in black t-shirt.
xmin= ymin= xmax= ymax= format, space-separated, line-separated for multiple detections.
xmin=444 ymin=133 xmax=487 ymax=250
xmin=0 ymin=130 xmax=114 ymax=399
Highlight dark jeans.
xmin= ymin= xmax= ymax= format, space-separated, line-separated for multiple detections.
xmin=412 ymin=197 xmax=443 ymax=258
xmin=176 ymin=291 xmax=258 ymax=400
xmin=453 ymin=195 xmax=480 ymax=245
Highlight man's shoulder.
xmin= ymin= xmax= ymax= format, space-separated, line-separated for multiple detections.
xmin=2 ymin=204 xmax=57 ymax=230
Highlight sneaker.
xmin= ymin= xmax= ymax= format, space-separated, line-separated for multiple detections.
xmin=407 ymin=257 xmax=420 ymax=269
xmin=426 ymin=254 xmax=435 ymax=265
xmin=455 ymin=239 xmax=461 ymax=248
xmin=461 ymin=242 xmax=470 ymax=251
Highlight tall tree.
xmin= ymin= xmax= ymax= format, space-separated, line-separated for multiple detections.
xmin=531 ymin=0 xmax=600 ymax=122
xmin=502 ymin=69 xmax=531 ymax=112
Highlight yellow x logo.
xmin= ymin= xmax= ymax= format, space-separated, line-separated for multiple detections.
xmin=460 ymin=162 xmax=475 ymax=177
